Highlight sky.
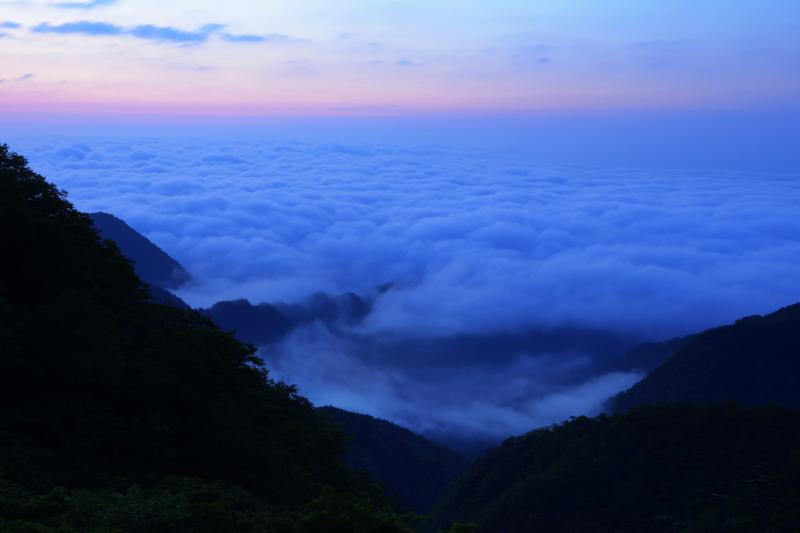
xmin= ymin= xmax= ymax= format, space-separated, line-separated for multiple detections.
xmin=3 ymin=1 xmax=800 ymax=441
xmin=1 ymin=0 xmax=799 ymax=117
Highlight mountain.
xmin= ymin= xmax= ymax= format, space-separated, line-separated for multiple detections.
xmin=318 ymin=406 xmax=469 ymax=513
xmin=611 ymin=303 xmax=800 ymax=413
xmin=89 ymin=211 xmax=191 ymax=290
xmin=606 ymin=334 xmax=695 ymax=374
xmin=200 ymin=291 xmax=370 ymax=346
xmin=428 ymin=403 xmax=800 ymax=532
xmin=0 ymin=144 xmax=426 ymax=532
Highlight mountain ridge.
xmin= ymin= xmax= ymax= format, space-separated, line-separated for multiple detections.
xmin=611 ymin=302 xmax=800 ymax=412
xmin=89 ymin=211 xmax=191 ymax=290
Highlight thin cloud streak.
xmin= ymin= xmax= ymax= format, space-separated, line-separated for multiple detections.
xmin=29 ymin=19 xmax=285 ymax=44
xmin=32 ymin=20 xmax=123 ymax=35
xmin=51 ymin=0 xmax=116 ymax=9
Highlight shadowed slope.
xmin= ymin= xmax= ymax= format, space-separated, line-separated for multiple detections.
xmin=428 ymin=404 xmax=800 ymax=532
xmin=319 ymin=406 xmax=469 ymax=512
xmin=89 ymin=211 xmax=190 ymax=290
xmin=612 ymin=303 xmax=800 ymax=412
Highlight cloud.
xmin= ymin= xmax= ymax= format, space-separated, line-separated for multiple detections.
xmin=221 ymin=33 xmax=264 ymax=43
xmin=32 ymin=20 xmax=123 ymax=35
xmin=221 ymin=32 xmax=296 ymax=44
xmin=7 ymin=134 xmax=800 ymax=441
xmin=265 ymin=324 xmax=643 ymax=440
xmin=199 ymin=23 xmax=225 ymax=34
xmin=51 ymin=0 xmax=116 ymax=8
xmin=130 ymin=24 xmax=210 ymax=43
xmin=13 ymin=136 xmax=798 ymax=338
xmin=0 ymin=73 xmax=36 ymax=83
xmin=29 ymin=19 xmax=296 ymax=45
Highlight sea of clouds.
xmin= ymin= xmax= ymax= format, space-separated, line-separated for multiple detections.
xmin=9 ymin=134 xmax=800 ymax=443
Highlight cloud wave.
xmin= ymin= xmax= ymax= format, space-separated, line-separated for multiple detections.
xmin=7 ymin=134 xmax=800 ymax=440
xmin=13 ymin=136 xmax=800 ymax=336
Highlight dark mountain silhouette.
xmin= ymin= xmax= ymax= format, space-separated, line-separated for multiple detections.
xmin=200 ymin=291 xmax=371 ymax=346
xmin=606 ymin=334 xmax=695 ymax=374
xmin=611 ymin=303 xmax=800 ymax=412
xmin=89 ymin=211 xmax=191 ymax=290
xmin=88 ymin=212 xmax=191 ymax=308
xmin=202 ymin=298 xmax=295 ymax=344
xmin=318 ymin=406 xmax=469 ymax=513
xmin=0 ymin=144 xmax=429 ymax=532
xmin=146 ymin=282 xmax=191 ymax=309
xmin=428 ymin=403 xmax=800 ymax=532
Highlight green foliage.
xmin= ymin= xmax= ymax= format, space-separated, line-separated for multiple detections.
xmin=0 ymin=476 xmax=418 ymax=533
xmin=428 ymin=403 xmax=800 ymax=533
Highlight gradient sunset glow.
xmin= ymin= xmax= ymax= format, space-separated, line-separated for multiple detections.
xmin=2 ymin=0 xmax=799 ymax=117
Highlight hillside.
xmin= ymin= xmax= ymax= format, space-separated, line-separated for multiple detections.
xmin=201 ymin=292 xmax=371 ymax=346
xmin=89 ymin=211 xmax=191 ymax=290
xmin=612 ymin=303 xmax=800 ymax=412
xmin=0 ymin=144 xmax=426 ymax=532
xmin=607 ymin=334 xmax=695 ymax=374
xmin=319 ymin=407 xmax=469 ymax=513
xmin=428 ymin=403 xmax=800 ymax=532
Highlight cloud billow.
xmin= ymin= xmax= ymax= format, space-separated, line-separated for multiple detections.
xmin=10 ymin=135 xmax=800 ymax=441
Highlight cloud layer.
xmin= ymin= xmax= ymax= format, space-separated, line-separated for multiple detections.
xmin=8 ymin=134 xmax=800 ymax=439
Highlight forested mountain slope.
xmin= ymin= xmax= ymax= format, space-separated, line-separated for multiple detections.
xmin=319 ymin=407 xmax=469 ymax=513
xmin=428 ymin=403 xmax=800 ymax=533
xmin=612 ymin=303 xmax=800 ymax=412
xmin=89 ymin=211 xmax=190 ymax=290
